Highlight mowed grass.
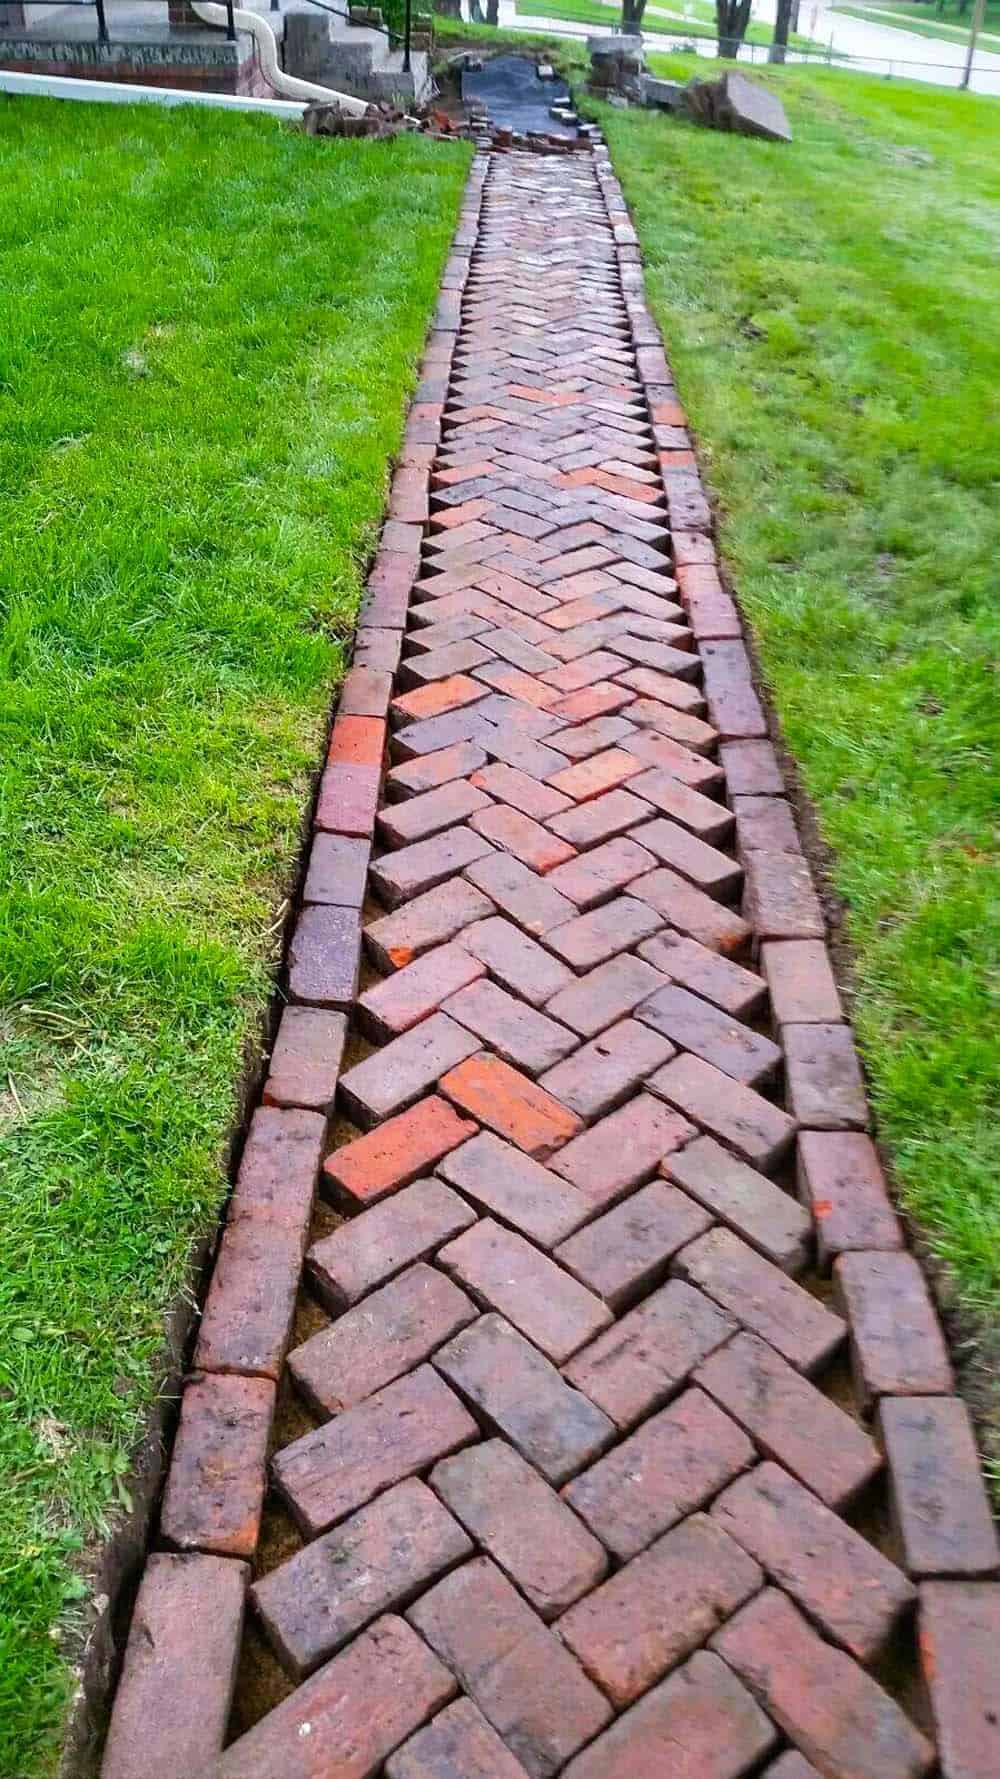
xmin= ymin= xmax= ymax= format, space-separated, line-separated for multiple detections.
xmin=596 ymin=67 xmax=1000 ymax=1372
xmin=514 ymin=0 xmax=829 ymax=50
xmin=0 ymin=96 xmax=468 ymax=1777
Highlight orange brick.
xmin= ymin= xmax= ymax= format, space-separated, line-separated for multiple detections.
xmin=323 ymin=1094 xmax=477 ymax=1208
xmin=440 ymin=1053 xmax=582 ymax=1161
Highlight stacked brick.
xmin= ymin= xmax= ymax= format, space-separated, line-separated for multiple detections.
xmin=100 ymin=149 xmax=998 ymax=1779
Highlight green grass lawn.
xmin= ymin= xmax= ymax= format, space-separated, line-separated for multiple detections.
xmin=593 ymin=65 xmax=1000 ymax=1440
xmin=834 ymin=0 xmax=1000 ymax=47
xmin=513 ymin=0 xmax=829 ymax=50
xmin=0 ymin=96 xmax=468 ymax=1778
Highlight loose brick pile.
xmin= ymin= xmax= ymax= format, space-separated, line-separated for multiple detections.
xmin=100 ymin=151 xmax=999 ymax=1779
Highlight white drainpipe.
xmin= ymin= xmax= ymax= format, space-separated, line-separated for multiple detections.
xmin=191 ymin=2 xmax=371 ymax=111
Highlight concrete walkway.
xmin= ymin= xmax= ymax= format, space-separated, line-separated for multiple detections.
xmin=99 ymin=148 xmax=998 ymax=1779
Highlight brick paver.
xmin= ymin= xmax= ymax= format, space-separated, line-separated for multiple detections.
xmin=102 ymin=148 xmax=984 ymax=1779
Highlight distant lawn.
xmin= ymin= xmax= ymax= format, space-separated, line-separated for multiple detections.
xmin=595 ymin=66 xmax=1000 ymax=1422
xmin=0 ymin=97 xmax=468 ymax=1779
xmin=513 ymin=0 xmax=830 ymax=51
xmin=834 ymin=0 xmax=1000 ymax=47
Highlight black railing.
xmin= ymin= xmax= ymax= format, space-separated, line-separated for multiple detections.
xmin=18 ymin=0 xmax=411 ymax=68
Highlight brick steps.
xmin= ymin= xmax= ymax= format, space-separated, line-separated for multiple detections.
xmin=99 ymin=147 xmax=998 ymax=1779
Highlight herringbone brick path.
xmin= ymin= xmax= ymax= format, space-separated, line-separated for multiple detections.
xmin=100 ymin=150 xmax=999 ymax=1779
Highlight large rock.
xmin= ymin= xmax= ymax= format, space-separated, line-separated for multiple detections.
xmin=587 ymin=33 xmax=645 ymax=96
xmin=640 ymin=74 xmax=684 ymax=111
xmin=683 ymin=70 xmax=791 ymax=142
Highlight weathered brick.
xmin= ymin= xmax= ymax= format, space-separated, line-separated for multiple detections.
xmin=310 ymin=1174 xmax=476 ymax=1305
xmin=407 ymin=1558 xmax=612 ymax=1778
xmin=547 ymin=714 xmax=637 ymax=760
xmin=437 ymin=1130 xmax=589 ymax=1247
xmin=561 ymin=1650 xmax=776 ymax=1779
xmin=544 ymin=895 xmax=662 ymax=969
xmin=302 ymin=832 xmax=371 ymax=906
xmin=392 ymin=672 xmax=490 ymax=724
xmin=545 ymin=834 xmax=656 ymax=908
xmin=338 ymin=1013 xmax=480 ymax=1128
xmin=631 ymin=815 xmax=742 ymax=898
xmin=378 ymin=779 xmax=491 ymax=847
xmin=99 ymin=1553 xmax=247 ymax=1779
xmin=796 ymin=1130 xmax=902 ymax=1266
xmin=879 ymin=1395 xmax=1000 ymax=1578
xmin=273 ymin=1364 xmax=477 ymax=1538
xmin=762 ymin=1757 xmax=823 ymax=1779
xmin=560 ymin=1512 xmax=762 ymax=1708
xmin=323 ymin=1095 xmax=476 ymax=1209
xmin=626 ymin=696 xmax=717 ymax=754
xmin=565 ymin=1277 xmax=736 ymax=1429
xmin=555 ymin=1181 xmax=708 ymax=1309
xmin=546 ymin=746 xmax=644 ymax=802
xmin=712 ymin=1460 xmax=915 ymax=1663
xmin=711 ymin=1589 xmax=934 ymax=1779
xmin=437 ymin=1217 xmax=611 ymax=1362
xmin=387 ymin=739 xmax=488 ymax=799
xmin=465 ymin=850 xmax=578 ymax=937
xmin=456 ymin=914 xmax=574 ymax=1007
xmin=433 ymin=1313 xmax=614 ymax=1484
xmin=252 ymin=1478 xmax=472 ymax=1679
xmin=700 ymin=640 xmax=767 ymax=740
xmin=469 ymin=760 xmax=572 ymax=819
xmin=638 ymin=983 xmax=781 ymax=1086
xmin=366 ymin=879 xmax=494 ymax=971
xmin=359 ymin=942 xmax=486 ymax=1039
xmin=160 ymin=1374 xmax=273 ymax=1560
xmin=628 ymin=769 xmax=734 ymax=842
xmin=639 ymin=931 xmax=765 ymax=1017
xmin=674 ymin=1227 xmax=844 ymax=1372
xmin=338 ymin=664 xmax=394 ymax=720
xmin=315 ymin=758 xmax=383 ymax=839
xmin=549 ymin=680 xmax=636 ymax=722
xmin=695 ymin=1331 xmax=882 ymax=1509
xmin=545 ymin=953 xmax=664 ymax=1038
xmin=386 ymin=1698 xmax=532 ymax=1779
xmin=539 ymin=1017 xmax=674 ymax=1120
xmin=733 ymin=793 xmax=801 ymax=854
xmin=440 ymin=1054 xmax=582 ymax=1160
xmin=443 ymin=977 xmax=577 ymax=1075
xmin=291 ymin=1261 xmax=475 ymax=1415
xmin=550 ymin=1093 xmax=693 ymax=1208
xmin=835 ymin=1250 xmax=952 ymax=1408
xmin=371 ymin=826 xmax=494 ymax=910
xmin=195 ymin=1220 xmax=302 ymax=1381
xmin=264 ymin=1007 xmax=347 ymax=1113
xmin=631 ymin=866 xmax=751 ymax=953
xmin=743 ymin=850 xmax=825 ymax=940
xmin=431 ymin=1439 xmax=607 ymax=1620
xmin=919 ymin=1581 xmax=1000 ymax=1779
xmin=719 ymin=738 xmax=784 ymax=796
xmin=469 ymin=802 xmax=576 ymax=873
xmin=288 ymin=903 xmax=362 ymax=1009
xmin=564 ymin=1386 xmax=753 ymax=1562
xmin=650 ymin=1053 xmax=797 ymax=1170
xmin=618 ymin=663 xmax=705 ymax=714
xmin=762 ymin=938 xmax=843 ymax=1024
xmin=547 ymin=785 xmax=652 ymax=848
xmin=664 ymin=1133 xmax=812 ymax=1274
xmin=228 ymin=1104 xmax=325 ymax=1234
xmin=212 ymin=1615 xmax=456 ymax=1779
xmin=623 ymin=726 xmax=723 ymax=790
xmin=784 ymin=1022 xmax=870 ymax=1130
xmin=402 ymin=637 xmax=494 ymax=686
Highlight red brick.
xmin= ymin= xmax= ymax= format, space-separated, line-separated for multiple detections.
xmin=545 ymin=952 xmax=663 ymax=1038
xmin=712 ymin=1460 xmax=915 ymax=1664
xmin=355 ymin=627 xmax=402 ymax=674
xmin=664 ymin=1133 xmax=811 ymax=1274
xmin=252 ymin=1478 xmax=472 ymax=1679
xmin=879 ymin=1395 xmax=1000 ymax=1578
xmin=541 ymin=649 xmax=630 ymax=692
xmin=743 ymin=850 xmax=825 ymax=940
xmin=160 ymin=1373 xmax=273 ymax=1560
xmin=561 ymin=1650 xmax=776 ymax=1779
xmin=627 ymin=771 xmax=733 ymax=844
xmin=302 ymin=832 xmax=371 ymax=905
xmin=406 ymin=1558 xmax=612 ymax=1777
xmin=434 ymin=1312 xmax=614 ymax=1484
xmin=618 ymin=663 xmax=705 ymax=713
xmin=546 ymin=787 xmax=652 ymax=851
xmin=623 ymin=727 xmax=723 ymax=791
xmin=551 ymin=1092 xmax=693 ymax=1207
xmin=560 ymin=1512 xmax=761 ymax=1708
xmin=611 ymin=633 xmax=699 ymax=677
xmin=763 ymin=1758 xmax=823 ymax=1779
xmin=732 ymin=793 xmax=801 ymax=854
xmin=323 ymin=1095 xmax=477 ymax=1209
xmin=540 ymin=1017 xmax=673 ymax=1120
xmin=545 ymin=895 xmax=662 ymax=970
xmin=566 ymin=1277 xmax=736 ymax=1429
xmin=457 ymin=914 xmax=574 ymax=1006
xmin=440 ymin=1054 xmax=582 ymax=1160
xmin=328 ymin=712 xmax=386 ymax=766
xmin=711 ymin=1589 xmax=934 ymax=1779
xmin=99 ymin=1553 xmax=247 ymax=1779
xmin=339 ymin=1013 xmax=480 ymax=1128
xmin=310 ymin=1174 xmax=475 ymax=1306
xmin=291 ymin=1260 xmax=475 ymax=1415
xmin=387 ymin=739 xmax=488 ymax=799
xmin=564 ymin=1386 xmax=753 ymax=1562
xmin=264 ymin=1007 xmax=347 ymax=1113
xmin=835 ymin=1250 xmax=952 ymax=1408
xmin=785 ymin=1023 xmax=870 ymax=1130
xmin=469 ymin=760 xmax=572 ymax=819
xmin=386 ymin=1698 xmax=532 ymax=1779
xmin=544 ymin=746 xmax=642 ymax=802
xmin=392 ymin=673 xmax=489 ymax=723
xmin=670 ymin=530 xmax=716 ymax=565
xmin=228 ymin=1104 xmax=325 ymax=1234
xmin=366 ymin=879 xmax=494 ymax=971
xmin=315 ymin=761 xmax=381 ymax=837
xmin=549 ymin=680 xmax=636 ymax=722
xmin=194 ymin=1220 xmax=302 ymax=1382
xmin=639 ymin=931 xmax=764 ymax=1016
xmin=626 ymin=697 xmax=717 ymax=753
xmin=213 ymin=1615 xmax=456 ymax=1779
xmin=550 ymin=715 xmax=637 ymax=761
xmin=650 ymin=1053 xmax=797 ymax=1170
xmin=466 ymin=850 xmax=578 ymax=937
xmin=719 ymin=738 xmax=784 ymax=795
xmin=359 ymin=942 xmax=486 ymax=1040
xmin=796 ymin=1130 xmax=902 ymax=1266
xmin=546 ymin=834 xmax=656 ymax=907
xmin=431 ymin=1439 xmax=607 ymax=1620
xmin=674 ymin=1227 xmax=844 ymax=1372
xmin=402 ymin=640 xmax=495 ymax=688
xmin=338 ymin=664 xmax=394 ymax=719
xmin=444 ymin=977 xmax=576 ymax=1074
xmin=288 ymin=903 xmax=362 ymax=1009
xmin=631 ymin=815 xmax=741 ymax=898
xmin=919 ymin=1581 xmax=1000 ymax=1779
xmin=638 ymin=983 xmax=781 ymax=1086
xmin=273 ymin=1363 xmax=477 ymax=1538
xmin=762 ymin=938 xmax=842 ymax=1024
xmin=556 ymin=1181 xmax=709 ymax=1310
xmin=476 ymin=662 xmax=564 ymax=707
xmin=469 ymin=802 xmax=575 ymax=873
xmin=371 ymin=826 xmax=494 ymax=910
xmin=695 ymin=1331 xmax=882 ymax=1509
xmin=378 ymin=779 xmax=491 ymax=847
xmin=700 ymin=640 xmax=767 ymax=740
xmin=437 ymin=1129 xmax=588 ymax=1247
xmin=438 ymin=1217 xmax=611 ymax=1361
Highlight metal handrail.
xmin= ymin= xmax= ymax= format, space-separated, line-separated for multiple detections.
xmin=15 ymin=0 xmax=412 ymax=65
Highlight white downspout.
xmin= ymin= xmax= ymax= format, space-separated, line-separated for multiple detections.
xmin=191 ymin=3 xmax=371 ymax=112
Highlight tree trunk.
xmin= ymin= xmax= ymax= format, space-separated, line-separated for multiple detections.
xmin=622 ymin=0 xmax=647 ymax=28
xmin=770 ymin=0 xmax=793 ymax=60
xmin=486 ymin=0 xmax=499 ymax=22
xmin=716 ymin=0 xmax=752 ymax=54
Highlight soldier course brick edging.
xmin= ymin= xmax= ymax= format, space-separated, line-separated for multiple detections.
xmin=98 ymin=145 xmax=999 ymax=1779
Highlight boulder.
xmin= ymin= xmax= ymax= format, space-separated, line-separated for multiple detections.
xmin=682 ymin=70 xmax=791 ymax=141
xmin=640 ymin=74 xmax=685 ymax=111
xmin=587 ymin=32 xmax=645 ymax=96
